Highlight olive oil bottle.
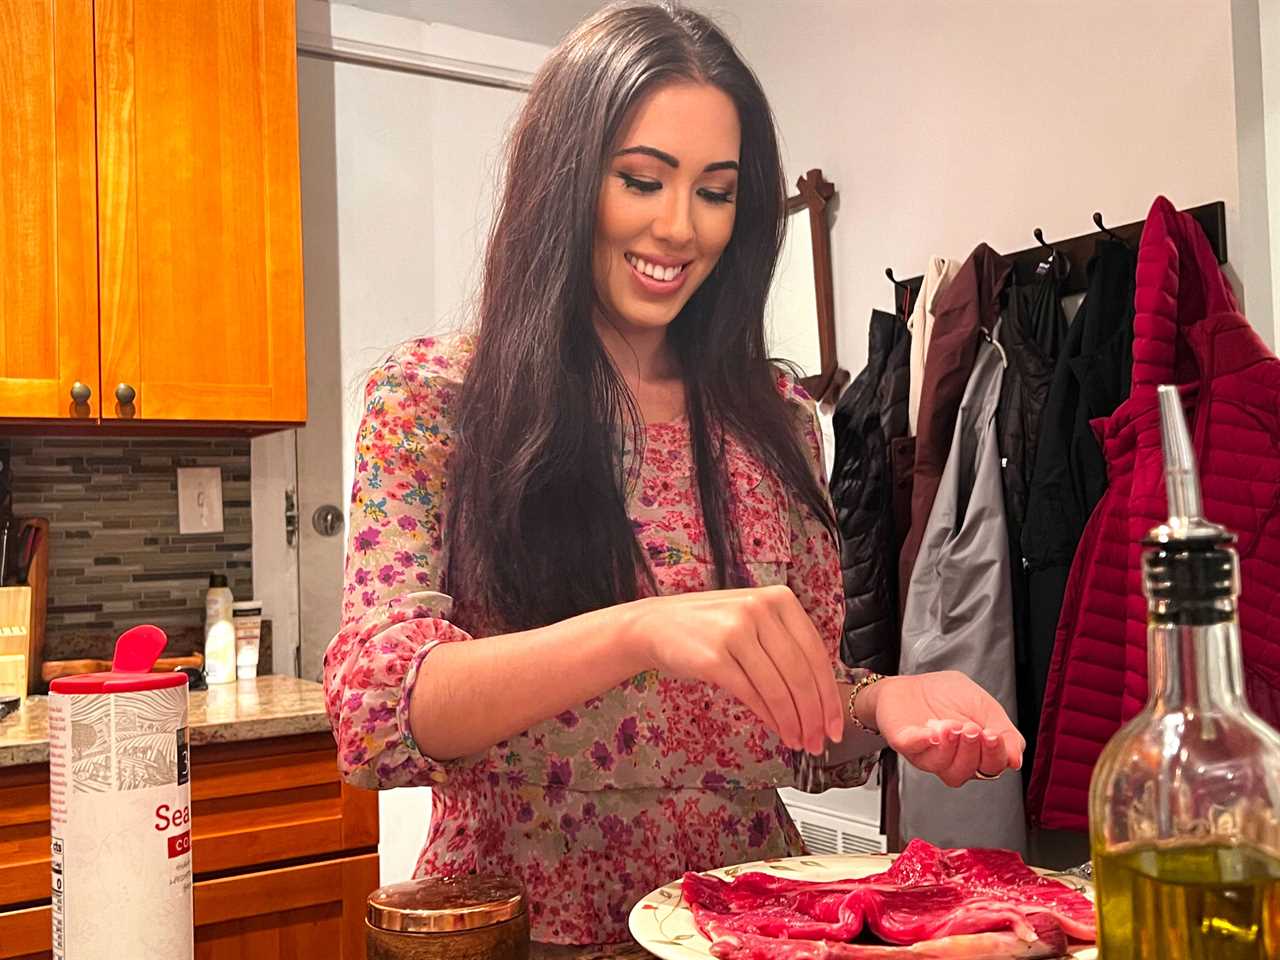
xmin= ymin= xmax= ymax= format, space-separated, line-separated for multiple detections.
xmin=1089 ymin=386 xmax=1280 ymax=960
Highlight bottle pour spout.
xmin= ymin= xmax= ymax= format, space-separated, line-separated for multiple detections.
xmin=1154 ymin=385 xmax=1230 ymax=542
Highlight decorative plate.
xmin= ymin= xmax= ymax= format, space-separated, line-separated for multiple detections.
xmin=627 ymin=852 xmax=1097 ymax=959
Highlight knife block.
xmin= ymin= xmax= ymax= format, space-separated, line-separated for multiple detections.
xmin=0 ymin=586 xmax=31 ymax=701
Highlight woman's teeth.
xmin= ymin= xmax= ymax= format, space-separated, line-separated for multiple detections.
xmin=625 ymin=253 xmax=685 ymax=282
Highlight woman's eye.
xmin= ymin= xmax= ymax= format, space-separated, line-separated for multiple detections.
xmin=698 ymin=188 xmax=734 ymax=205
xmin=618 ymin=173 xmax=661 ymax=193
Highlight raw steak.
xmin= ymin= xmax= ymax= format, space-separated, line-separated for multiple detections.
xmin=708 ymin=914 xmax=1068 ymax=959
xmin=682 ymin=839 xmax=1094 ymax=958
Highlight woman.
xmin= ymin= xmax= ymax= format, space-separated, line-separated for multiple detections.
xmin=324 ymin=1 xmax=1024 ymax=946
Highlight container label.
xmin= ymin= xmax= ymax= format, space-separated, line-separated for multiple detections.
xmin=51 ymin=836 xmax=65 ymax=959
xmin=50 ymin=687 xmax=194 ymax=958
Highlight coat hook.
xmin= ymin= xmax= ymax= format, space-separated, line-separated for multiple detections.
xmin=1032 ymin=227 xmax=1071 ymax=280
xmin=1092 ymin=211 xmax=1125 ymax=244
xmin=886 ymin=267 xmax=913 ymax=322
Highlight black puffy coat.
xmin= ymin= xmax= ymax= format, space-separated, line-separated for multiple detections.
xmin=1019 ymin=239 xmax=1135 ymax=774
xmin=996 ymin=271 xmax=1064 ymax=774
xmin=830 ymin=309 xmax=911 ymax=673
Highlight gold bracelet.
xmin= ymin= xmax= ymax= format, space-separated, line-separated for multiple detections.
xmin=847 ymin=672 xmax=884 ymax=735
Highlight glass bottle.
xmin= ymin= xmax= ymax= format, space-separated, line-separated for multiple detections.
xmin=1089 ymin=386 xmax=1280 ymax=959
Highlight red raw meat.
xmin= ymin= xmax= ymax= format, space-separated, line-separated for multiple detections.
xmin=682 ymin=839 xmax=1094 ymax=958
xmin=708 ymin=914 xmax=1068 ymax=959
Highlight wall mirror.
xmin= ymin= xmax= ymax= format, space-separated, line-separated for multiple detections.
xmin=764 ymin=169 xmax=844 ymax=404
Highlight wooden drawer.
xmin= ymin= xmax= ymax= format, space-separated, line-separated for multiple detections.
xmin=0 ymin=851 xmax=379 ymax=960
xmin=0 ymin=733 xmax=377 ymax=909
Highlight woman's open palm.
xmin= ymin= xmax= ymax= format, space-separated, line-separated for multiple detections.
xmin=875 ymin=671 xmax=1025 ymax=787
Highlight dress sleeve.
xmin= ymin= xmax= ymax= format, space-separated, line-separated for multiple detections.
xmin=322 ymin=341 xmax=475 ymax=789
xmin=782 ymin=383 xmax=880 ymax=793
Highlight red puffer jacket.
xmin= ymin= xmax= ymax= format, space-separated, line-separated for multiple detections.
xmin=1028 ymin=196 xmax=1280 ymax=831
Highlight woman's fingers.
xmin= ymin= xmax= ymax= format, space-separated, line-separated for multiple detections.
xmin=729 ymin=634 xmax=808 ymax=751
xmin=977 ymin=730 xmax=1007 ymax=777
xmin=889 ymin=724 xmax=934 ymax=759
xmin=753 ymin=601 xmax=828 ymax=754
xmin=899 ymin=719 xmax=961 ymax=775
xmin=1000 ymin=728 xmax=1025 ymax=770
xmin=747 ymin=619 xmax=829 ymax=762
xmin=712 ymin=659 xmax=787 ymax=745
xmin=769 ymin=590 xmax=844 ymax=743
xmin=942 ymin=723 xmax=983 ymax=786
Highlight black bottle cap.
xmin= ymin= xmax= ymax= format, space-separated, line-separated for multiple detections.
xmin=1142 ymin=536 xmax=1237 ymax=604
xmin=209 ymin=573 xmax=229 ymax=588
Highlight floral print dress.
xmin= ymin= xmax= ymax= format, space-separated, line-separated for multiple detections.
xmin=323 ymin=334 xmax=876 ymax=945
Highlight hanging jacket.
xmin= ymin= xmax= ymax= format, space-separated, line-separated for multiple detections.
xmin=830 ymin=310 xmax=910 ymax=674
xmin=1028 ymin=196 xmax=1280 ymax=830
xmin=899 ymin=245 xmax=1012 ymax=609
xmin=907 ymin=256 xmax=962 ymax=436
xmin=899 ymin=330 xmax=1027 ymax=853
xmin=996 ymin=271 xmax=1066 ymax=777
xmin=1017 ymin=240 xmax=1135 ymax=777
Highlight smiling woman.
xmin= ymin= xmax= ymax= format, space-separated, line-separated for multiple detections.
xmin=593 ymin=82 xmax=741 ymax=421
xmin=323 ymin=0 xmax=1024 ymax=949
xmin=594 ymin=84 xmax=739 ymax=332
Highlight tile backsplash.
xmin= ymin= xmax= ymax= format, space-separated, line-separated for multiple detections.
xmin=3 ymin=436 xmax=253 ymax=661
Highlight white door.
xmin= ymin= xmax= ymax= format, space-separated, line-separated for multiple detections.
xmin=293 ymin=53 xmax=525 ymax=681
xmin=283 ymin=40 xmax=527 ymax=886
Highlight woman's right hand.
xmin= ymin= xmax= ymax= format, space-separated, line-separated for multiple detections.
xmin=625 ymin=585 xmax=844 ymax=755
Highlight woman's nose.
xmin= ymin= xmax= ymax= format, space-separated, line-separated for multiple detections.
xmin=651 ymin=191 xmax=694 ymax=248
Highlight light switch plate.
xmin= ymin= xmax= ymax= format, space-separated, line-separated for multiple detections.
xmin=177 ymin=467 xmax=224 ymax=535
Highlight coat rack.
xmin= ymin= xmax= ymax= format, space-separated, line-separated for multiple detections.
xmin=888 ymin=200 xmax=1227 ymax=301
xmin=787 ymin=170 xmax=848 ymax=407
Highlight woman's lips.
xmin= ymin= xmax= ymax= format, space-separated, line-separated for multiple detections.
xmin=625 ymin=253 xmax=690 ymax=295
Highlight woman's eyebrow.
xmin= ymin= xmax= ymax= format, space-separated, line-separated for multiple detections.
xmin=614 ymin=145 xmax=739 ymax=173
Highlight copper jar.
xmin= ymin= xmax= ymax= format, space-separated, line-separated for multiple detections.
xmin=366 ymin=875 xmax=530 ymax=960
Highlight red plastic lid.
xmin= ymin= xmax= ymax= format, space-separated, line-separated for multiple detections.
xmin=50 ymin=624 xmax=190 ymax=694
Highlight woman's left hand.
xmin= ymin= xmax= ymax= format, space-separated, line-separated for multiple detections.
xmin=860 ymin=671 xmax=1025 ymax=787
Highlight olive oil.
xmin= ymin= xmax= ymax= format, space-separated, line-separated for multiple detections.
xmin=1093 ymin=843 xmax=1280 ymax=960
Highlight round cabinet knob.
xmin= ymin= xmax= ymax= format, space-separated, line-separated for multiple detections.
xmin=115 ymin=383 xmax=136 ymax=405
xmin=70 ymin=381 xmax=91 ymax=405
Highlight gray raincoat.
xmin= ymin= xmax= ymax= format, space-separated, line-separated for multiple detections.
xmin=898 ymin=331 xmax=1027 ymax=854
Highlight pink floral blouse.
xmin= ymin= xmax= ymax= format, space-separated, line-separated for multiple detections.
xmin=323 ymin=334 xmax=875 ymax=945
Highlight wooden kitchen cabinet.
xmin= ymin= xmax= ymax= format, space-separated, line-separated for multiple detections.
xmin=0 ymin=1 xmax=100 ymax=421
xmin=0 ymin=0 xmax=306 ymax=428
xmin=0 ymin=855 xmax=378 ymax=960
xmin=0 ymin=733 xmax=378 ymax=959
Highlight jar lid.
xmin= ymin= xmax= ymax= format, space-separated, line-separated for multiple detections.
xmin=367 ymin=875 xmax=525 ymax=933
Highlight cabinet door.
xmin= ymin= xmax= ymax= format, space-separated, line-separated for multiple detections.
xmin=0 ymin=854 xmax=378 ymax=960
xmin=95 ymin=0 xmax=306 ymax=424
xmin=0 ymin=1 xmax=100 ymax=420
xmin=194 ymin=854 xmax=377 ymax=960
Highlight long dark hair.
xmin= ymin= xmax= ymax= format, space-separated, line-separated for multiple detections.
xmin=446 ymin=1 xmax=835 ymax=632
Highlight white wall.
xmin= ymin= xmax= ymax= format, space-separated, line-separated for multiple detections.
xmin=697 ymin=0 xmax=1253 ymax=376
xmin=1259 ymin=0 xmax=1280 ymax=347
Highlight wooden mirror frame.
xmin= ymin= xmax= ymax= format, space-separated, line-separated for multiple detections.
xmin=783 ymin=169 xmax=846 ymax=405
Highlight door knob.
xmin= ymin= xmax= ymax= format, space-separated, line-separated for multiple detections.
xmin=312 ymin=504 xmax=344 ymax=538
xmin=115 ymin=383 xmax=136 ymax=405
xmin=70 ymin=382 xmax=91 ymax=405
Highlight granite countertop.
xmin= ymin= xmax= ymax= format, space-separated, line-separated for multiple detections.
xmin=0 ymin=674 xmax=331 ymax=767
